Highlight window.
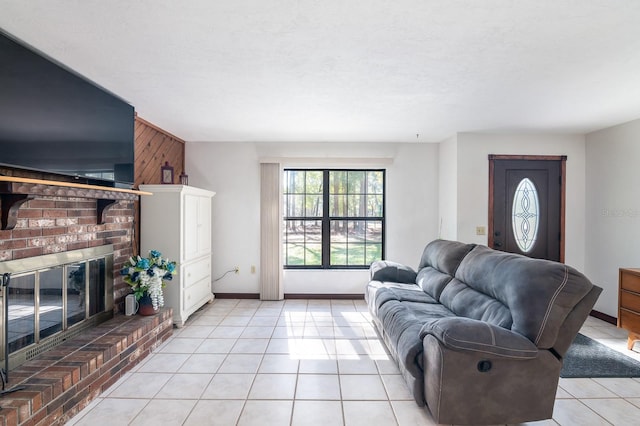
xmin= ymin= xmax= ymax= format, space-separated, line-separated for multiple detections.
xmin=512 ymin=177 xmax=539 ymax=253
xmin=283 ymin=169 xmax=385 ymax=268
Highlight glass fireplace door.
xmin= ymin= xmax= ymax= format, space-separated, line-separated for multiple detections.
xmin=38 ymin=267 xmax=64 ymax=340
xmin=6 ymin=273 xmax=36 ymax=354
xmin=0 ymin=245 xmax=114 ymax=369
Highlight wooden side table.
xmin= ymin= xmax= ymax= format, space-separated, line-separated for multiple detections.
xmin=618 ymin=268 xmax=640 ymax=350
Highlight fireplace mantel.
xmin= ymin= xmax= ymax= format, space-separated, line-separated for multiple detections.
xmin=0 ymin=176 xmax=151 ymax=230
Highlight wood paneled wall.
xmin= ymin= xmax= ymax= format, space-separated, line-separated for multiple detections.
xmin=134 ymin=115 xmax=185 ymax=186
xmin=133 ymin=115 xmax=186 ymax=256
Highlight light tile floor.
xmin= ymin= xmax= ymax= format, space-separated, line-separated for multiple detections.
xmin=67 ymin=299 xmax=640 ymax=425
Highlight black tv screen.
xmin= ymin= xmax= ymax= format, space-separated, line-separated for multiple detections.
xmin=0 ymin=31 xmax=135 ymax=187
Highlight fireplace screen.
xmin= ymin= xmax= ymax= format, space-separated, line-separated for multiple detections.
xmin=0 ymin=245 xmax=113 ymax=369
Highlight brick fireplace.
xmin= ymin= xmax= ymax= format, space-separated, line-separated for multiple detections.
xmin=0 ymin=116 xmax=184 ymax=424
xmin=0 ymin=195 xmax=135 ymax=307
xmin=0 ymin=180 xmax=173 ymax=425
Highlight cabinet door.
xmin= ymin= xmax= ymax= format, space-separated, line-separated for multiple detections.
xmin=183 ymin=194 xmax=211 ymax=260
xmin=183 ymin=194 xmax=200 ymax=260
xmin=197 ymin=195 xmax=211 ymax=254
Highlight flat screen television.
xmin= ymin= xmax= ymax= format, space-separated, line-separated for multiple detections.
xmin=0 ymin=31 xmax=135 ymax=188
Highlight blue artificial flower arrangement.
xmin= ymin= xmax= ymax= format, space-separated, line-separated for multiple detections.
xmin=120 ymin=250 xmax=177 ymax=309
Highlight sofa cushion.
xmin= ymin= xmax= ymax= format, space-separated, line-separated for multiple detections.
xmin=417 ymin=239 xmax=475 ymax=273
xmin=365 ymin=280 xmax=423 ymax=305
xmin=377 ymin=297 xmax=455 ymax=377
xmin=374 ymin=286 xmax=438 ymax=308
xmin=417 ymin=267 xmax=458 ymax=301
xmin=439 ymin=278 xmax=513 ymax=329
xmin=370 ymin=260 xmax=417 ymax=283
xmin=453 ymin=245 xmax=595 ymax=348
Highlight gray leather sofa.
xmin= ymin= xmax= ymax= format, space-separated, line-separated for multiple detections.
xmin=365 ymin=239 xmax=602 ymax=425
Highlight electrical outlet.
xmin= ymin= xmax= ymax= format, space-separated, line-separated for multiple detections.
xmin=476 ymin=226 xmax=486 ymax=236
xmin=234 ymin=266 xmax=239 ymax=274
xmin=250 ymin=265 xmax=256 ymax=274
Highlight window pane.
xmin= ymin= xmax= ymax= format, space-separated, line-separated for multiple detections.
xmin=289 ymin=170 xmax=306 ymax=193
xmin=328 ymin=219 xmax=384 ymax=266
xmin=284 ymin=219 xmax=322 ymax=266
xmin=305 ymin=221 xmax=322 ymax=243
xmin=367 ymin=194 xmax=383 ymax=217
xmin=329 ymin=171 xmax=347 ymax=194
xmin=284 ymin=194 xmax=305 ymax=217
xmin=347 ymin=171 xmax=365 ymax=193
xmin=285 ymin=220 xmax=304 ymax=243
xmin=305 ymin=194 xmax=322 ymax=217
xmin=284 ymin=219 xmax=305 ymax=266
xmin=346 ymin=194 xmax=363 ymax=217
xmin=283 ymin=170 xmax=293 ymax=194
xmin=365 ymin=243 xmax=382 ymax=264
xmin=306 ymin=171 xmax=323 ymax=194
xmin=330 ymin=220 xmax=347 ymax=265
xmin=347 ymin=243 xmax=366 ymax=265
xmin=285 ymin=243 xmax=305 ymax=265
xmin=305 ymin=244 xmax=322 ymax=265
xmin=330 ymin=243 xmax=347 ymax=265
xmin=330 ymin=194 xmax=346 ymax=216
xmin=331 ymin=220 xmax=347 ymax=243
xmin=348 ymin=220 xmax=366 ymax=243
xmin=367 ymin=171 xmax=384 ymax=194
xmin=366 ymin=221 xmax=383 ymax=242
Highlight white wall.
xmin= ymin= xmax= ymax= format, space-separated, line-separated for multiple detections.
xmin=186 ymin=142 xmax=262 ymax=294
xmin=455 ymin=133 xmax=587 ymax=272
xmin=585 ymin=118 xmax=640 ymax=317
xmin=183 ymin=126 xmax=637 ymax=316
xmin=438 ymin=135 xmax=458 ymax=240
xmin=186 ymin=142 xmax=439 ymax=295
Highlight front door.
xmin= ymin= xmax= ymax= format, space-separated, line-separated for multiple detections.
xmin=488 ymin=155 xmax=566 ymax=262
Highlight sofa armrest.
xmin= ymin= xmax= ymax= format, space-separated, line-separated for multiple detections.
xmin=369 ymin=260 xmax=417 ymax=283
xmin=419 ymin=317 xmax=538 ymax=359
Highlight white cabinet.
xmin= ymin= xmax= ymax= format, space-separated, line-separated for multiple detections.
xmin=140 ymin=185 xmax=216 ymax=327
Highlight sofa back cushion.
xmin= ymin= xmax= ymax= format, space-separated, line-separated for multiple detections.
xmin=447 ymin=245 xmax=594 ymax=348
xmin=417 ymin=240 xmax=476 ymax=300
xmin=418 ymin=239 xmax=476 ymax=273
xmin=439 ymin=278 xmax=513 ymax=328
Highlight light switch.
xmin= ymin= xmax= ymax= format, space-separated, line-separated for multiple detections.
xmin=476 ymin=226 xmax=486 ymax=236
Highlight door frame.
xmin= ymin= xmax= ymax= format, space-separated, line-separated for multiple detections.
xmin=488 ymin=154 xmax=567 ymax=263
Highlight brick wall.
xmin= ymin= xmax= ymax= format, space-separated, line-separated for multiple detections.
xmin=0 ymin=196 xmax=136 ymax=313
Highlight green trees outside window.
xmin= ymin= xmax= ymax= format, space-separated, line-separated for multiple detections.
xmin=283 ymin=169 xmax=385 ymax=268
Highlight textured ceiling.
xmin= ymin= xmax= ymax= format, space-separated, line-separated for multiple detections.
xmin=1 ymin=0 xmax=640 ymax=142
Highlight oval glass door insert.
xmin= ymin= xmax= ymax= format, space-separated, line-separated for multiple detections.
xmin=512 ymin=178 xmax=539 ymax=253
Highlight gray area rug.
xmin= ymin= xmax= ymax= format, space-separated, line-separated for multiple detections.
xmin=561 ymin=333 xmax=640 ymax=378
